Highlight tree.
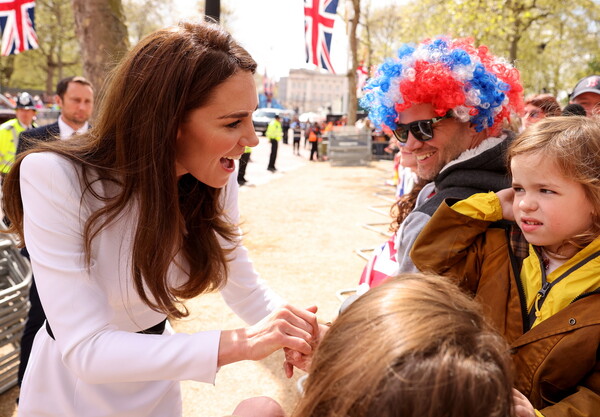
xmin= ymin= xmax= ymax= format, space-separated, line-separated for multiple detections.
xmin=124 ymin=0 xmax=175 ymax=44
xmin=71 ymin=0 xmax=130 ymax=93
xmin=2 ymin=0 xmax=81 ymax=94
xmin=358 ymin=2 xmax=403 ymax=71
xmin=346 ymin=0 xmax=360 ymax=125
xmin=28 ymin=0 xmax=80 ymax=94
xmin=357 ymin=0 xmax=600 ymax=97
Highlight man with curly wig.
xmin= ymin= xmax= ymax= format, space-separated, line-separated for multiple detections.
xmin=360 ymin=36 xmax=523 ymax=278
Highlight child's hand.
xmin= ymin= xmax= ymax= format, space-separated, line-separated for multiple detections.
xmin=282 ymin=323 xmax=330 ymax=378
xmin=512 ymin=388 xmax=536 ymax=417
xmin=496 ymin=188 xmax=515 ymax=221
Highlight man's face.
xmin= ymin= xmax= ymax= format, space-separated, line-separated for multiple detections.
xmin=56 ymin=82 xmax=94 ymax=128
xmin=571 ymin=92 xmax=600 ymax=117
xmin=15 ymin=108 xmax=36 ymax=127
xmin=398 ymin=103 xmax=474 ymax=181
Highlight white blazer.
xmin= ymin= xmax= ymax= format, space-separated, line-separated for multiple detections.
xmin=17 ymin=152 xmax=283 ymax=417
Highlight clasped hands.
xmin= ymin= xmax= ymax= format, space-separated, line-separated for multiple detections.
xmin=218 ymin=304 xmax=328 ymax=377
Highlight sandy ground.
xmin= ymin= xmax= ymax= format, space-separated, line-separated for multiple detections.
xmin=0 ymin=136 xmax=395 ymax=417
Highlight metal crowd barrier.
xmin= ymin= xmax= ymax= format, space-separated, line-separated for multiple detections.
xmin=327 ymin=127 xmax=372 ymax=167
xmin=0 ymin=237 xmax=32 ymax=394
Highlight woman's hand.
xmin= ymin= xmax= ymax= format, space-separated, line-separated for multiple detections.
xmin=218 ymin=305 xmax=319 ymax=367
xmin=496 ymin=188 xmax=515 ymax=221
xmin=512 ymin=388 xmax=536 ymax=417
xmin=282 ymin=323 xmax=330 ymax=378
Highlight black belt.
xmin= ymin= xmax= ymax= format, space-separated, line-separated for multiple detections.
xmin=45 ymin=318 xmax=167 ymax=340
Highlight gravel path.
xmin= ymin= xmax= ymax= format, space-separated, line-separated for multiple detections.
xmin=0 ymin=138 xmax=394 ymax=416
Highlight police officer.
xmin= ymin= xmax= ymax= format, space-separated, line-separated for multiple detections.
xmin=0 ymin=92 xmax=37 ymax=177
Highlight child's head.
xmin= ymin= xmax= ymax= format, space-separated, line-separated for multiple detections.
xmin=292 ymin=274 xmax=514 ymax=417
xmin=508 ymin=116 xmax=600 ymax=252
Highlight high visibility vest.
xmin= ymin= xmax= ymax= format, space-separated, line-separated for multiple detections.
xmin=265 ymin=120 xmax=283 ymax=140
xmin=0 ymin=118 xmax=32 ymax=174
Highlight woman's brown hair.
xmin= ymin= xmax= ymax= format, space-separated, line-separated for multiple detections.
xmin=524 ymin=94 xmax=562 ymax=117
xmin=3 ymin=21 xmax=257 ymax=318
xmin=293 ymin=274 xmax=514 ymax=417
xmin=390 ymin=179 xmax=426 ymax=232
xmin=509 ymin=116 xmax=600 ymax=249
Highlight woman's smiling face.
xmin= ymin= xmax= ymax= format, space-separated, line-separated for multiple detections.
xmin=175 ymin=70 xmax=259 ymax=188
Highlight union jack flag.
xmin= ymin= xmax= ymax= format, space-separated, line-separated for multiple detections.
xmin=304 ymin=0 xmax=338 ymax=74
xmin=0 ymin=0 xmax=38 ymax=56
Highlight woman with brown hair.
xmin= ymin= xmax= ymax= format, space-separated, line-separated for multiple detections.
xmin=292 ymin=274 xmax=516 ymax=417
xmin=4 ymin=21 xmax=317 ymax=416
xmin=521 ymin=94 xmax=561 ymax=130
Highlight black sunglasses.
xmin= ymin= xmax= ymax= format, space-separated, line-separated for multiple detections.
xmin=393 ymin=113 xmax=453 ymax=143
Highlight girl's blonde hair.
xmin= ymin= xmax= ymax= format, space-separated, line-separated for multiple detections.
xmin=292 ymin=274 xmax=514 ymax=417
xmin=509 ymin=116 xmax=600 ymax=248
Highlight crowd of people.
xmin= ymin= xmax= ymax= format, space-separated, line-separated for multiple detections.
xmin=2 ymin=19 xmax=600 ymax=417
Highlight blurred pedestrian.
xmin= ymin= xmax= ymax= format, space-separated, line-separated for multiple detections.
xmin=18 ymin=76 xmax=94 ymax=154
xmin=281 ymin=115 xmax=290 ymax=144
xmin=266 ymin=114 xmax=282 ymax=171
xmin=237 ymin=146 xmax=252 ymax=186
xmin=0 ymin=92 xmax=37 ymax=179
xmin=521 ymin=93 xmax=561 ymax=130
xmin=569 ymin=75 xmax=600 ymax=117
xmin=291 ymin=117 xmax=302 ymax=156
xmin=308 ymin=122 xmax=321 ymax=161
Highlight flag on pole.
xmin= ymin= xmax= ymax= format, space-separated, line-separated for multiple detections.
xmin=304 ymin=0 xmax=338 ymax=74
xmin=0 ymin=0 xmax=38 ymax=56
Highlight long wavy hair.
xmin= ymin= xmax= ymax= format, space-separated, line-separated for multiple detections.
xmin=508 ymin=116 xmax=600 ymax=250
xmin=3 ymin=21 xmax=257 ymax=318
xmin=293 ymin=274 xmax=514 ymax=417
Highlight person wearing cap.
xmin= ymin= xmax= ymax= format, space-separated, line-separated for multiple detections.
xmin=359 ymin=36 xmax=523 ymax=277
xmin=0 ymin=92 xmax=37 ymax=176
xmin=570 ymin=75 xmax=600 ymax=116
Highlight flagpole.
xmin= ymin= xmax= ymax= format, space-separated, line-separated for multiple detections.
xmin=205 ymin=0 xmax=220 ymax=22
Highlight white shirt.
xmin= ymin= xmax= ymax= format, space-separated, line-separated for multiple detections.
xmin=57 ymin=116 xmax=89 ymax=140
xmin=17 ymin=152 xmax=283 ymax=417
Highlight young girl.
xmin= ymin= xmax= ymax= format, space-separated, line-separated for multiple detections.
xmin=291 ymin=273 xmax=515 ymax=417
xmin=411 ymin=116 xmax=600 ymax=417
xmin=4 ymin=21 xmax=318 ymax=417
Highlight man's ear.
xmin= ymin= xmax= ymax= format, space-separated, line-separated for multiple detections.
xmin=54 ymin=94 xmax=62 ymax=108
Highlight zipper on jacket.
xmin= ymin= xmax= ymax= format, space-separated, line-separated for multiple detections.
xmin=505 ymin=227 xmax=530 ymax=333
xmin=570 ymin=288 xmax=600 ymax=305
xmin=527 ymin=250 xmax=600 ymax=327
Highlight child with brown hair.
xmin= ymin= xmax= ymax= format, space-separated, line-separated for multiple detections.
xmin=411 ymin=116 xmax=600 ymax=416
xmin=291 ymin=273 xmax=515 ymax=417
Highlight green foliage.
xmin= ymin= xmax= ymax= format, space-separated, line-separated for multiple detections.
xmin=360 ymin=0 xmax=600 ymax=97
xmin=124 ymin=0 xmax=176 ymax=43
xmin=2 ymin=0 xmax=82 ymax=94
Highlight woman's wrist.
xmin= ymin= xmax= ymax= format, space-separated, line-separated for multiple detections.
xmin=218 ymin=328 xmax=248 ymax=367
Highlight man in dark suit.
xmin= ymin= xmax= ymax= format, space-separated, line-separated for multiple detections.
xmin=18 ymin=75 xmax=94 ymax=153
xmin=17 ymin=76 xmax=94 ymax=386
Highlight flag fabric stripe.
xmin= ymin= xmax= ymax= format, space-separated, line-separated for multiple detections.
xmin=304 ymin=0 xmax=338 ymax=74
xmin=0 ymin=0 xmax=38 ymax=56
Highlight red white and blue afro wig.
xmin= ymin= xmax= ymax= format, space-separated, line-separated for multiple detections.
xmin=361 ymin=37 xmax=524 ymax=135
